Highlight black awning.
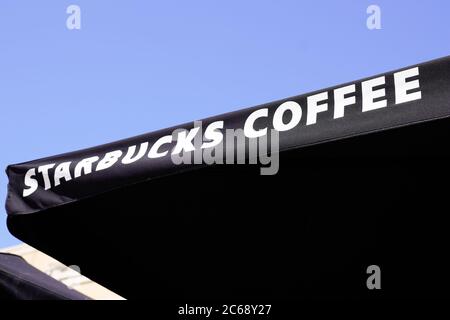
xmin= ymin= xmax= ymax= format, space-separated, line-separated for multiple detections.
xmin=4 ymin=56 xmax=450 ymax=299
xmin=0 ymin=253 xmax=89 ymax=300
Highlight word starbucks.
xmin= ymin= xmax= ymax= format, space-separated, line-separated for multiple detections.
xmin=22 ymin=67 xmax=421 ymax=197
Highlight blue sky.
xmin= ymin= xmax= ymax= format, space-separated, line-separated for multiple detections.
xmin=1 ymin=0 xmax=450 ymax=247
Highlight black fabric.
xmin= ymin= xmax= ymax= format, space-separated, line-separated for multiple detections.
xmin=6 ymin=117 xmax=450 ymax=300
xmin=4 ymin=56 xmax=450 ymax=299
xmin=6 ymin=56 xmax=450 ymax=216
xmin=0 ymin=253 xmax=90 ymax=300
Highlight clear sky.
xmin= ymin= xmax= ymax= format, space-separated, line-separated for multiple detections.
xmin=1 ymin=0 xmax=450 ymax=247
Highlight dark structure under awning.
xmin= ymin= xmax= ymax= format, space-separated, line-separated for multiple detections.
xmin=0 ymin=253 xmax=89 ymax=300
xmin=4 ymin=56 xmax=450 ymax=300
